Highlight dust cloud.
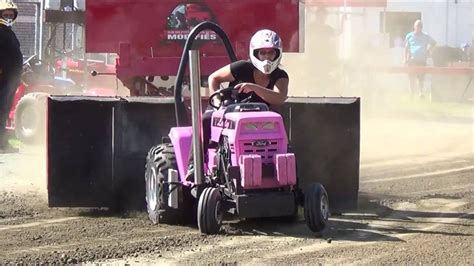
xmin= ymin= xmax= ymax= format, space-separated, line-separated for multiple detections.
xmin=0 ymin=145 xmax=47 ymax=199
xmin=7 ymin=6 xmax=473 ymax=196
xmin=282 ymin=6 xmax=474 ymax=163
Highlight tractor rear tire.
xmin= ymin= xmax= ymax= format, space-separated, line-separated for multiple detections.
xmin=14 ymin=93 xmax=47 ymax=144
xmin=145 ymin=143 xmax=190 ymax=225
xmin=304 ymin=183 xmax=329 ymax=233
xmin=197 ymin=187 xmax=223 ymax=234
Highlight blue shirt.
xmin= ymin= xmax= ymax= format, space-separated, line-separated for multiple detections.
xmin=405 ymin=31 xmax=436 ymax=61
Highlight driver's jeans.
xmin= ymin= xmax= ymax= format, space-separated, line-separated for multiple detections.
xmin=201 ymin=108 xmax=214 ymax=161
xmin=186 ymin=108 xmax=213 ymax=179
xmin=188 ymin=107 xmax=213 ymax=166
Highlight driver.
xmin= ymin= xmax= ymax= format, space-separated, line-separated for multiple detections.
xmin=209 ymin=29 xmax=289 ymax=105
xmin=186 ymin=29 xmax=289 ymax=181
xmin=0 ymin=0 xmax=22 ymax=153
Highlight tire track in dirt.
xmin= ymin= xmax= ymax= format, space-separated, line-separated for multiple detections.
xmin=360 ymin=154 xmax=474 ymax=180
xmin=344 ymin=206 xmax=473 ymax=265
xmin=6 ymin=227 xmax=192 ymax=257
xmin=116 ymin=198 xmax=471 ymax=265
xmin=66 ymin=153 xmax=474 ymax=264
xmin=0 ymin=217 xmax=80 ymax=231
xmin=0 ymin=216 xmax=214 ymax=264
xmin=361 ymin=153 xmax=473 ymax=169
xmin=360 ymin=155 xmax=473 ymax=198
xmin=361 ymin=165 xmax=474 ymax=184
xmin=236 ymin=198 xmax=472 ymax=264
xmin=406 ymin=184 xmax=474 ymax=196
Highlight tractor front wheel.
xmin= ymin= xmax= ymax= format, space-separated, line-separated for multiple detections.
xmin=304 ymin=183 xmax=329 ymax=233
xmin=197 ymin=187 xmax=223 ymax=234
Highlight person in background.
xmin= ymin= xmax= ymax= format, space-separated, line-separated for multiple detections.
xmin=404 ymin=19 xmax=436 ymax=98
xmin=0 ymin=0 xmax=22 ymax=153
xmin=308 ymin=7 xmax=341 ymax=95
xmin=460 ymin=43 xmax=471 ymax=64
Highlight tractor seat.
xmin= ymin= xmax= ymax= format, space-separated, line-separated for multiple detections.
xmin=224 ymin=103 xmax=269 ymax=113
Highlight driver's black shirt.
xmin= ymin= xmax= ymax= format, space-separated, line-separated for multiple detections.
xmin=229 ymin=60 xmax=289 ymax=105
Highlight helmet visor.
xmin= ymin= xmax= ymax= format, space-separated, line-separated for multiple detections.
xmin=2 ymin=12 xmax=15 ymax=19
xmin=253 ymin=48 xmax=280 ymax=62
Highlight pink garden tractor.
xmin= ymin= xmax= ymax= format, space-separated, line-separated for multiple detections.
xmin=144 ymin=22 xmax=328 ymax=234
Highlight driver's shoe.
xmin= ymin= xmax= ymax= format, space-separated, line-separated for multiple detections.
xmin=0 ymin=142 xmax=19 ymax=154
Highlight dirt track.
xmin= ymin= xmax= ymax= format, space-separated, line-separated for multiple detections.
xmin=0 ymin=107 xmax=473 ymax=264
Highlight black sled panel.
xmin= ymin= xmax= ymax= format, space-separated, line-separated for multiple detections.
xmin=47 ymin=96 xmax=177 ymax=209
xmin=112 ymin=97 xmax=176 ymax=210
xmin=282 ymin=97 xmax=360 ymax=211
xmin=47 ymin=96 xmax=118 ymax=207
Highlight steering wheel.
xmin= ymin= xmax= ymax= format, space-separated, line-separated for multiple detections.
xmin=208 ymin=86 xmax=252 ymax=109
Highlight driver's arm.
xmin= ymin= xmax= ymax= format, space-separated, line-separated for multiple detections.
xmin=208 ymin=64 xmax=235 ymax=93
xmin=241 ymin=78 xmax=289 ymax=106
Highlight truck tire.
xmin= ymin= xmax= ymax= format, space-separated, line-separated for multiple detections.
xmin=145 ymin=143 xmax=189 ymax=225
xmin=14 ymin=93 xmax=48 ymax=144
xmin=197 ymin=187 xmax=223 ymax=235
xmin=304 ymin=183 xmax=329 ymax=233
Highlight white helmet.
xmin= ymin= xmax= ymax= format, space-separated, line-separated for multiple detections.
xmin=0 ymin=1 xmax=18 ymax=27
xmin=249 ymin=29 xmax=282 ymax=75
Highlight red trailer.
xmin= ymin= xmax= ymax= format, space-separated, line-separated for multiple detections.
xmin=85 ymin=0 xmax=300 ymax=95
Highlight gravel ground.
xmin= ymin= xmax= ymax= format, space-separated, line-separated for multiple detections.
xmin=0 ymin=109 xmax=473 ymax=264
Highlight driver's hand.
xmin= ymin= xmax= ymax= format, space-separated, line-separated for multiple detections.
xmin=211 ymin=94 xmax=222 ymax=107
xmin=235 ymin=83 xmax=254 ymax=94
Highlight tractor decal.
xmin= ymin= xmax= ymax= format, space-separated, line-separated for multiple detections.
xmin=165 ymin=2 xmax=218 ymax=44
xmin=212 ymin=117 xmax=236 ymax=129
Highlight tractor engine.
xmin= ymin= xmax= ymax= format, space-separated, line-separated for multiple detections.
xmin=208 ymin=104 xmax=296 ymax=190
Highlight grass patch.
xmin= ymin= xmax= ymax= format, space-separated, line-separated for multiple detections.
xmin=8 ymin=137 xmax=24 ymax=149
